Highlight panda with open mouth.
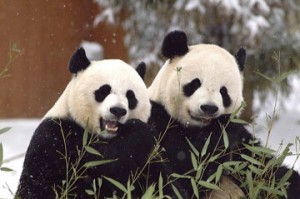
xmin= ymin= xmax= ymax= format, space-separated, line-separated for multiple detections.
xmin=17 ymin=48 xmax=156 ymax=199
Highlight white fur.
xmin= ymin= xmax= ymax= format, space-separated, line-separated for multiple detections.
xmin=148 ymin=44 xmax=244 ymax=127
xmin=45 ymin=59 xmax=151 ymax=137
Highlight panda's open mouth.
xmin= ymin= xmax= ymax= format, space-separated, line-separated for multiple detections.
xmin=100 ymin=118 xmax=119 ymax=134
xmin=188 ymin=110 xmax=213 ymax=124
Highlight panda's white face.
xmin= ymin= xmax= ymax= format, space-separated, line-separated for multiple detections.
xmin=68 ymin=59 xmax=150 ymax=139
xmin=149 ymin=44 xmax=244 ymax=127
xmin=45 ymin=55 xmax=151 ymax=139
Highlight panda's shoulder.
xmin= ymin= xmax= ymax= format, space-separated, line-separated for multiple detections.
xmin=30 ymin=118 xmax=83 ymax=147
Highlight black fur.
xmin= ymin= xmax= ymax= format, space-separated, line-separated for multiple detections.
xmin=126 ymin=90 xmax=138 ymax=110
xmin=183 ymin=78 xmax=201 ymax=97
xmin=147 ymin=101 xmax=300 ymax=198
xmin=94 ymin=84 xmax=111 ymax=102
xmin=136 ymin=62 xmax=146 ymax=80
xmin=235 ymin=47 xmax=246 ymax=72
xmin=162 ymin=30 xmax=189 ymax=59
xmin=220 ymin=86 xmax=231 ymax=107
xmin=69 ymin=48 xmax=91 ymax=74
xmin=17 ymin=118 xmax=156 ymax=199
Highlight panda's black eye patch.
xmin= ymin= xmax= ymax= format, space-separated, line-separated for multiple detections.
xmin=220 ymin=86 xmax=231 ymax=107
xmin=94 ymin=84 xmax=111 ymax=102
xmin=126 ymin=90 xmax=138 ymax=110
xmin=183 ymin=78 xmax=201 ymax=97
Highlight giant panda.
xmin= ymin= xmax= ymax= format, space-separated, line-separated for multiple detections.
xmin=17 ymin=48 xmax=156 ymax=199
xmin=147 ymin=30 xmax=300 ymax=198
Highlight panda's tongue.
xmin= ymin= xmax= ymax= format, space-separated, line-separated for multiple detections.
xmin=105 ymin=121 xmax=119 ymax=133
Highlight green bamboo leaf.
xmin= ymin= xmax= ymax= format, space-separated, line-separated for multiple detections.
xmin=222 ymin=129 xmax=229 ymax=149
xmin=208 ymin=153 xmax=221 ymax=163
xmin=82 ymin=119 xmax=89 ymax=147
xmin=103 ymin=176 xmax=127 ymax=193
xmin=0 ymin=167 xmax=13 ymax=172
xmin=126 ymin=178 xmax=133 ymax=198
xmin=0 ymin=127 xmax=11 ymax=135
xmin=191 ymin=178 xmax=199 ymax=199
xmin=230 ymin=118 xmax=248 ymax=124
xmin=158 ymin=173 xmax=163 ymax=198
xmin=241 ymin=154 xmax=263 ymax=166
xmin=142 ymin=184 xmax=156 ymax=199
xmin=277 ymin=169 xmax=293 ymax=189
xmin=201 ymin=133 xmax=211 ymax=157
xmin=195 ymin=164 xmax=203 ymax=181
xmin=171 ymin=173 xmax=191 ymax=179
xmin=277 ymin=71 xmax=294 ymax=83
xmin=207 ymin=173 xmax=216 ymax=183
xmin=83 ymin=159 xmax=117 ymax=168
xmin=248 ymin=165 xmax=263 ymax=175
xmin=244 ymin=144 xmax=275 ymax=156
xmin=85 ymin=146 xmax=103 ymax=157
xmin=191 ymin=152 xmax=198 ymax=170
xmin=198 ymin=181 xmax=221 ymax=190
xmin=85 ymin=189 xmax=94 ymax=195
xmin=186 ymin=138 xmax=199 ymax=157
xmin=171 ymin=184 xmax=183 ymax=199
xmin=255 ymin=71 xmax=275 ymax=82
xmin=215 ymin=164 xmax=223 ymax=183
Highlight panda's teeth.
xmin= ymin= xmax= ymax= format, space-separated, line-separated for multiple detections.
xmin=105 ymin=124 xmax=118 ymax=132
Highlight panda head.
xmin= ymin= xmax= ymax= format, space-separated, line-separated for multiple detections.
xmin=149 ymin=30 xmax=246 ymax=128
xmin=47 ymin=48 xmax=151 ymax=139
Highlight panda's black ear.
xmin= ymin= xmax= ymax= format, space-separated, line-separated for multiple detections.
xmin=69 ymin=47 xmax=91 ymax=74
xmin=136 ymin=61 xmax=146 ymax=80
xmin=235 ymin=47 xmax=246 ymax=72
xmin=162 ymin=30 xmax=189 ymax=59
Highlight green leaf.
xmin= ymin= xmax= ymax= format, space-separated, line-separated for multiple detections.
xmin=83 ymin=159 xmax=117 ymax=168
xmin=276 ymin=71 xmax=294 ymax=83
xmin=198 ymin=181 xmax=221 ymax=190
xmin=191 ymin=178 xmax=199 ymax=199
xmin=241 ymin=154 xmax=263 ymax=166
xmin=186 ymin=138 xmax=199 ymax=157
xmin=158 ymin=173 xmax=163 ymax=198
xmin=142 ymin=184 xmax=156 ymax=199
xmin=191 ymin=152 xmax=198 ymax=170
xmin=82 ymin=119 xmax=89 ymax=146
xmin=201 ymin=133 xmax=211 ymax=157
xmin=0 ymin=167 xmax=13 ymax=172
xmin=85 ymin=189 xmax=94 ymax=195
xmin=195 ymin=163 xmax=203 ymax=181
xmin=222 ymin=129 xmax=229 ymax=149
xmin=171 ymin=184 xmax=183 ymax=199
xmin=244 ymin=144 xmax=275 ymax=156
xmin=103 ymin=176 xmax=127 ymax=193
xmin=171 ymin=173 xmax=191 ymax=179
xmin=255 ymin=71 xmax=275 ymax=82
xmin=215 ymin=164 xmax=223 ymax=183
xmin=230 ymin=118 xmax=248 ymax=124
xmin=0 ymin=127 xmax=11 ymax=135
xmin=277 ymin=169 xmax=293 ymax=189
xmin=85 ymin=146 xmax=103 ymax=157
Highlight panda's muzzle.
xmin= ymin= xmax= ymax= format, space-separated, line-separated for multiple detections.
xmin=99 ymin=107 xmax=127 ymax=134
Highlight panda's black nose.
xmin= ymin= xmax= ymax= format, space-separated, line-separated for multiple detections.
xmin=110 ymin=107 xmax=127 ymax=118
xmin=200 ymin=104 xmax=218 ymax=115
